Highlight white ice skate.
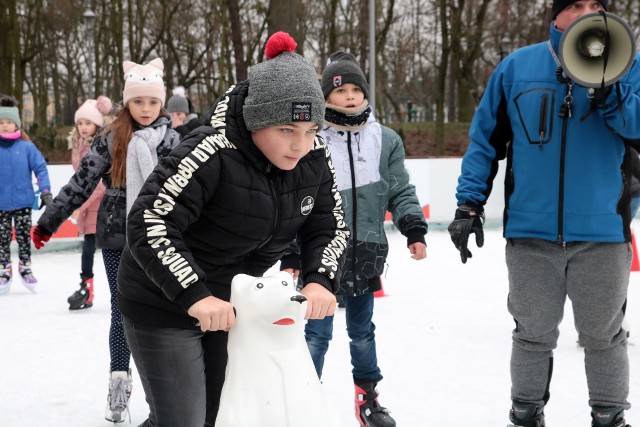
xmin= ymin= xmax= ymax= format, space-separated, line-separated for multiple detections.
xmin=105 ymin=369 xmax=132 ymax=423
xmin=0 ymin=264 xmax=12 ymax=295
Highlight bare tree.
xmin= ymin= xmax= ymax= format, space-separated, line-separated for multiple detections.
xmin=448 ymin=0 xmax=492 ymax=122
xmin=435 ymin=0 xmax=450 ymax=155
xmin=228 ymin=0 xmax=247 ymax=81
xmin=4 ymin=0 xmax=639 ymax=158
xmin=0 ymin=0 xmax=20 ymax=97
xmin=267 ymin=0 xmax=303 ymax=50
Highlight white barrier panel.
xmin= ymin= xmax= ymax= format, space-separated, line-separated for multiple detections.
xmin=404 ymin=158 xmax=505 ymax=224
xmin=39 ymin=159 xmax=508 ymax=230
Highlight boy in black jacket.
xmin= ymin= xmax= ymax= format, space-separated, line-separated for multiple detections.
xmin=116 ymin=32 xmax=349 ymax=427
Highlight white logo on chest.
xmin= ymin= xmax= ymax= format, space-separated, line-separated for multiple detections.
xmin=301 ymin=195 xmax=314 ymax=215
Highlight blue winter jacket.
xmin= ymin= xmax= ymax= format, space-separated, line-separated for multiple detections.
xmin=456 ymin=24 xmax=640 ymax=243
xmin=0 ymin=136 xmax=50 ymax=211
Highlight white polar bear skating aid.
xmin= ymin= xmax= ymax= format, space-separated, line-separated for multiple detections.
xmin=215 ymin=271 xmax=342 ymax=427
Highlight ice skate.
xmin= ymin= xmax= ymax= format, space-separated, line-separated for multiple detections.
xmin=0 ymin=263 xmax=12 ymax=295
xmin=354 ymin=382 xmax=396 ymax=427
xmin=68 ymin=275 xmax=94 ymax=310
xmin=18 ymin=259 xmax=37 ymax=293
xmin=105 ymin=369 xmax=132 ymax=423
xmin=592 ymin=406 xmax=631 ymax=427
xmin=507 ymin=400 xmax=545 ymax=427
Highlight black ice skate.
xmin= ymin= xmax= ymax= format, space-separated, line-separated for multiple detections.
xmin=354 ymin=382 xmax=396 ymax=427
xmin=507 ymin=400 xmax=545 ymax=427
xmin=68 ymin=275 xmax=94 ymax=310
xmin=592 ymin=406 xmax=631 ymax=427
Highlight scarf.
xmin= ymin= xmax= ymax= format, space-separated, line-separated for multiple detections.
xmin=0 ymin=130 xmax=22 ymax=140
xmin=126 ymin=125 xmax=167 ymax=214
xmin=324 ymin=100 xmax=371 ymax=132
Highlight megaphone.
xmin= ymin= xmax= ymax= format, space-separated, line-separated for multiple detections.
xmin=558 ymin=12 xmax=636 ymax=88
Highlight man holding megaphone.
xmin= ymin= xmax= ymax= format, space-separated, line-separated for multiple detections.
xmin=448 ymin=1 xmax=639 ymax=426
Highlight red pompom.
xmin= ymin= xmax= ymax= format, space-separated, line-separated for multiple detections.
xmin=264 ymin=31 xmax=297 ymax=59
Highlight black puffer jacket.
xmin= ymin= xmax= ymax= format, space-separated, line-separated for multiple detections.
xmin=38 ymin=116 xmax=180 ymax=249
xmin=117 ymin=82 xmax=349 ymax=330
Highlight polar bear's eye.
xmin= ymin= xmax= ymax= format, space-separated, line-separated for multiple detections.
xmin=282 ymin=281 xmax=288 ymax=287
xmin=256 ymin=282 xmax=264 ymax=289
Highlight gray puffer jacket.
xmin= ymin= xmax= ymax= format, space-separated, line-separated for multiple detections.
xmin=38 ymin=116 xmax=180 ymax=249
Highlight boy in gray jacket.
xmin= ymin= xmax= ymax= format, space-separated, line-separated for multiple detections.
xmin=283 ymin=51 xmax=428 ymax=427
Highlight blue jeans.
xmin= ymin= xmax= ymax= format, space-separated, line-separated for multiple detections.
xmin=305 ymin=292 xmax=383 ymax=384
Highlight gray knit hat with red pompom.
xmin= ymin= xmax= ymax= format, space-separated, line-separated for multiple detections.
xmin=243 ymin=32 xmax=325 ymax=131
xmin=552 ymin=0 xmax=607 ymax=19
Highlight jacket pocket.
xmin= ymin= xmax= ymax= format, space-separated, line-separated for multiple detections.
xmin=513 ymin=88 xmax=555 ymax=145
xmin=97 ymin=190 xmax=126 ymax=249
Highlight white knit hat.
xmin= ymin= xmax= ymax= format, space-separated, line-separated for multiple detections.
xmin=74 ymin=96 xmax=112 ymax=127
xmin=122 ymin=58 xmax=166 ymax=106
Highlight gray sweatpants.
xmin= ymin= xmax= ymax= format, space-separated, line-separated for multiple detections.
xmin=506 ymin=238 xmax=631 ymax=411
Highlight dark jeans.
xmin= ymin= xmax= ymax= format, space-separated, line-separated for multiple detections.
xmin=304 ymin=292 xmax=383 ymax=384
xmin=80 ymin=233 xmax=96 ymax=277
xmin=123 ymin=317 xmax=228 ymax=427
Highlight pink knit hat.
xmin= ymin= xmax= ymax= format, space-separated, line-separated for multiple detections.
xmin=122 ymin=58 xmax=166 ymax=106
xmin=74 ymin=96 xmax=113 ymax=127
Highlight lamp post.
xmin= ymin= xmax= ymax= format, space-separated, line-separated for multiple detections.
xmin=499 ymin=35 xmax=512 ymax=60
xmin=83 ymin=7 xmax=96 ymax=98
xmin=368 ymin=0 xmax=375 ymax=116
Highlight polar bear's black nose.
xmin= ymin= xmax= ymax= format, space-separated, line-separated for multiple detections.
xmin=290 ymin=295 xmax=307 ymax=304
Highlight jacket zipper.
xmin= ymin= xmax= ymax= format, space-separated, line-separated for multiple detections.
xmin=557 ymin=83 xmax=573 ymax=245
xmin=249 ymin=165 xmax=280 ymax=274
xmin=347 ymin=132 xmax=358 ymax=286
xmin=539 ymin=94 xmax=548 ymax=146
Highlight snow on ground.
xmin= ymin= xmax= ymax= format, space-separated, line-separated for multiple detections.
xmin=1 ymin=225 xmax=639 ymax=426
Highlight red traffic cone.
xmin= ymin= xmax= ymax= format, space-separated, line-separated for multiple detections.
xmin=632 ymin=229 xmax=640 ymax=272
xmin=374 ymin=278 xmax=388 ymax=298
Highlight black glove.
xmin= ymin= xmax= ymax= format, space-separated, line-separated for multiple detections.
xmin=39 ymin=191 xmax=53 ymax=210
xmin=448 ymin=205 xmax=485 ymax=264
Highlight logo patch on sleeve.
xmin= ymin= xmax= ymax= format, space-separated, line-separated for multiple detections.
xmin=292 ymin=103 xmax=312 ymax=122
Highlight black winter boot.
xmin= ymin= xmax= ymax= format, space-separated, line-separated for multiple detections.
xmin=68 ymin=274 xmax=94 ymax=310
xmin=354 ymin=382 xmax=396 ymax=427
xmin=508 ymin=400 xmax=545 ymax=427
xmin=592 ymin=406 xmax=631 ymax=427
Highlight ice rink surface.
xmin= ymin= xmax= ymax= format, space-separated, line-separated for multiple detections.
xmin=1 ymin=225 xmax=639 ymax=426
